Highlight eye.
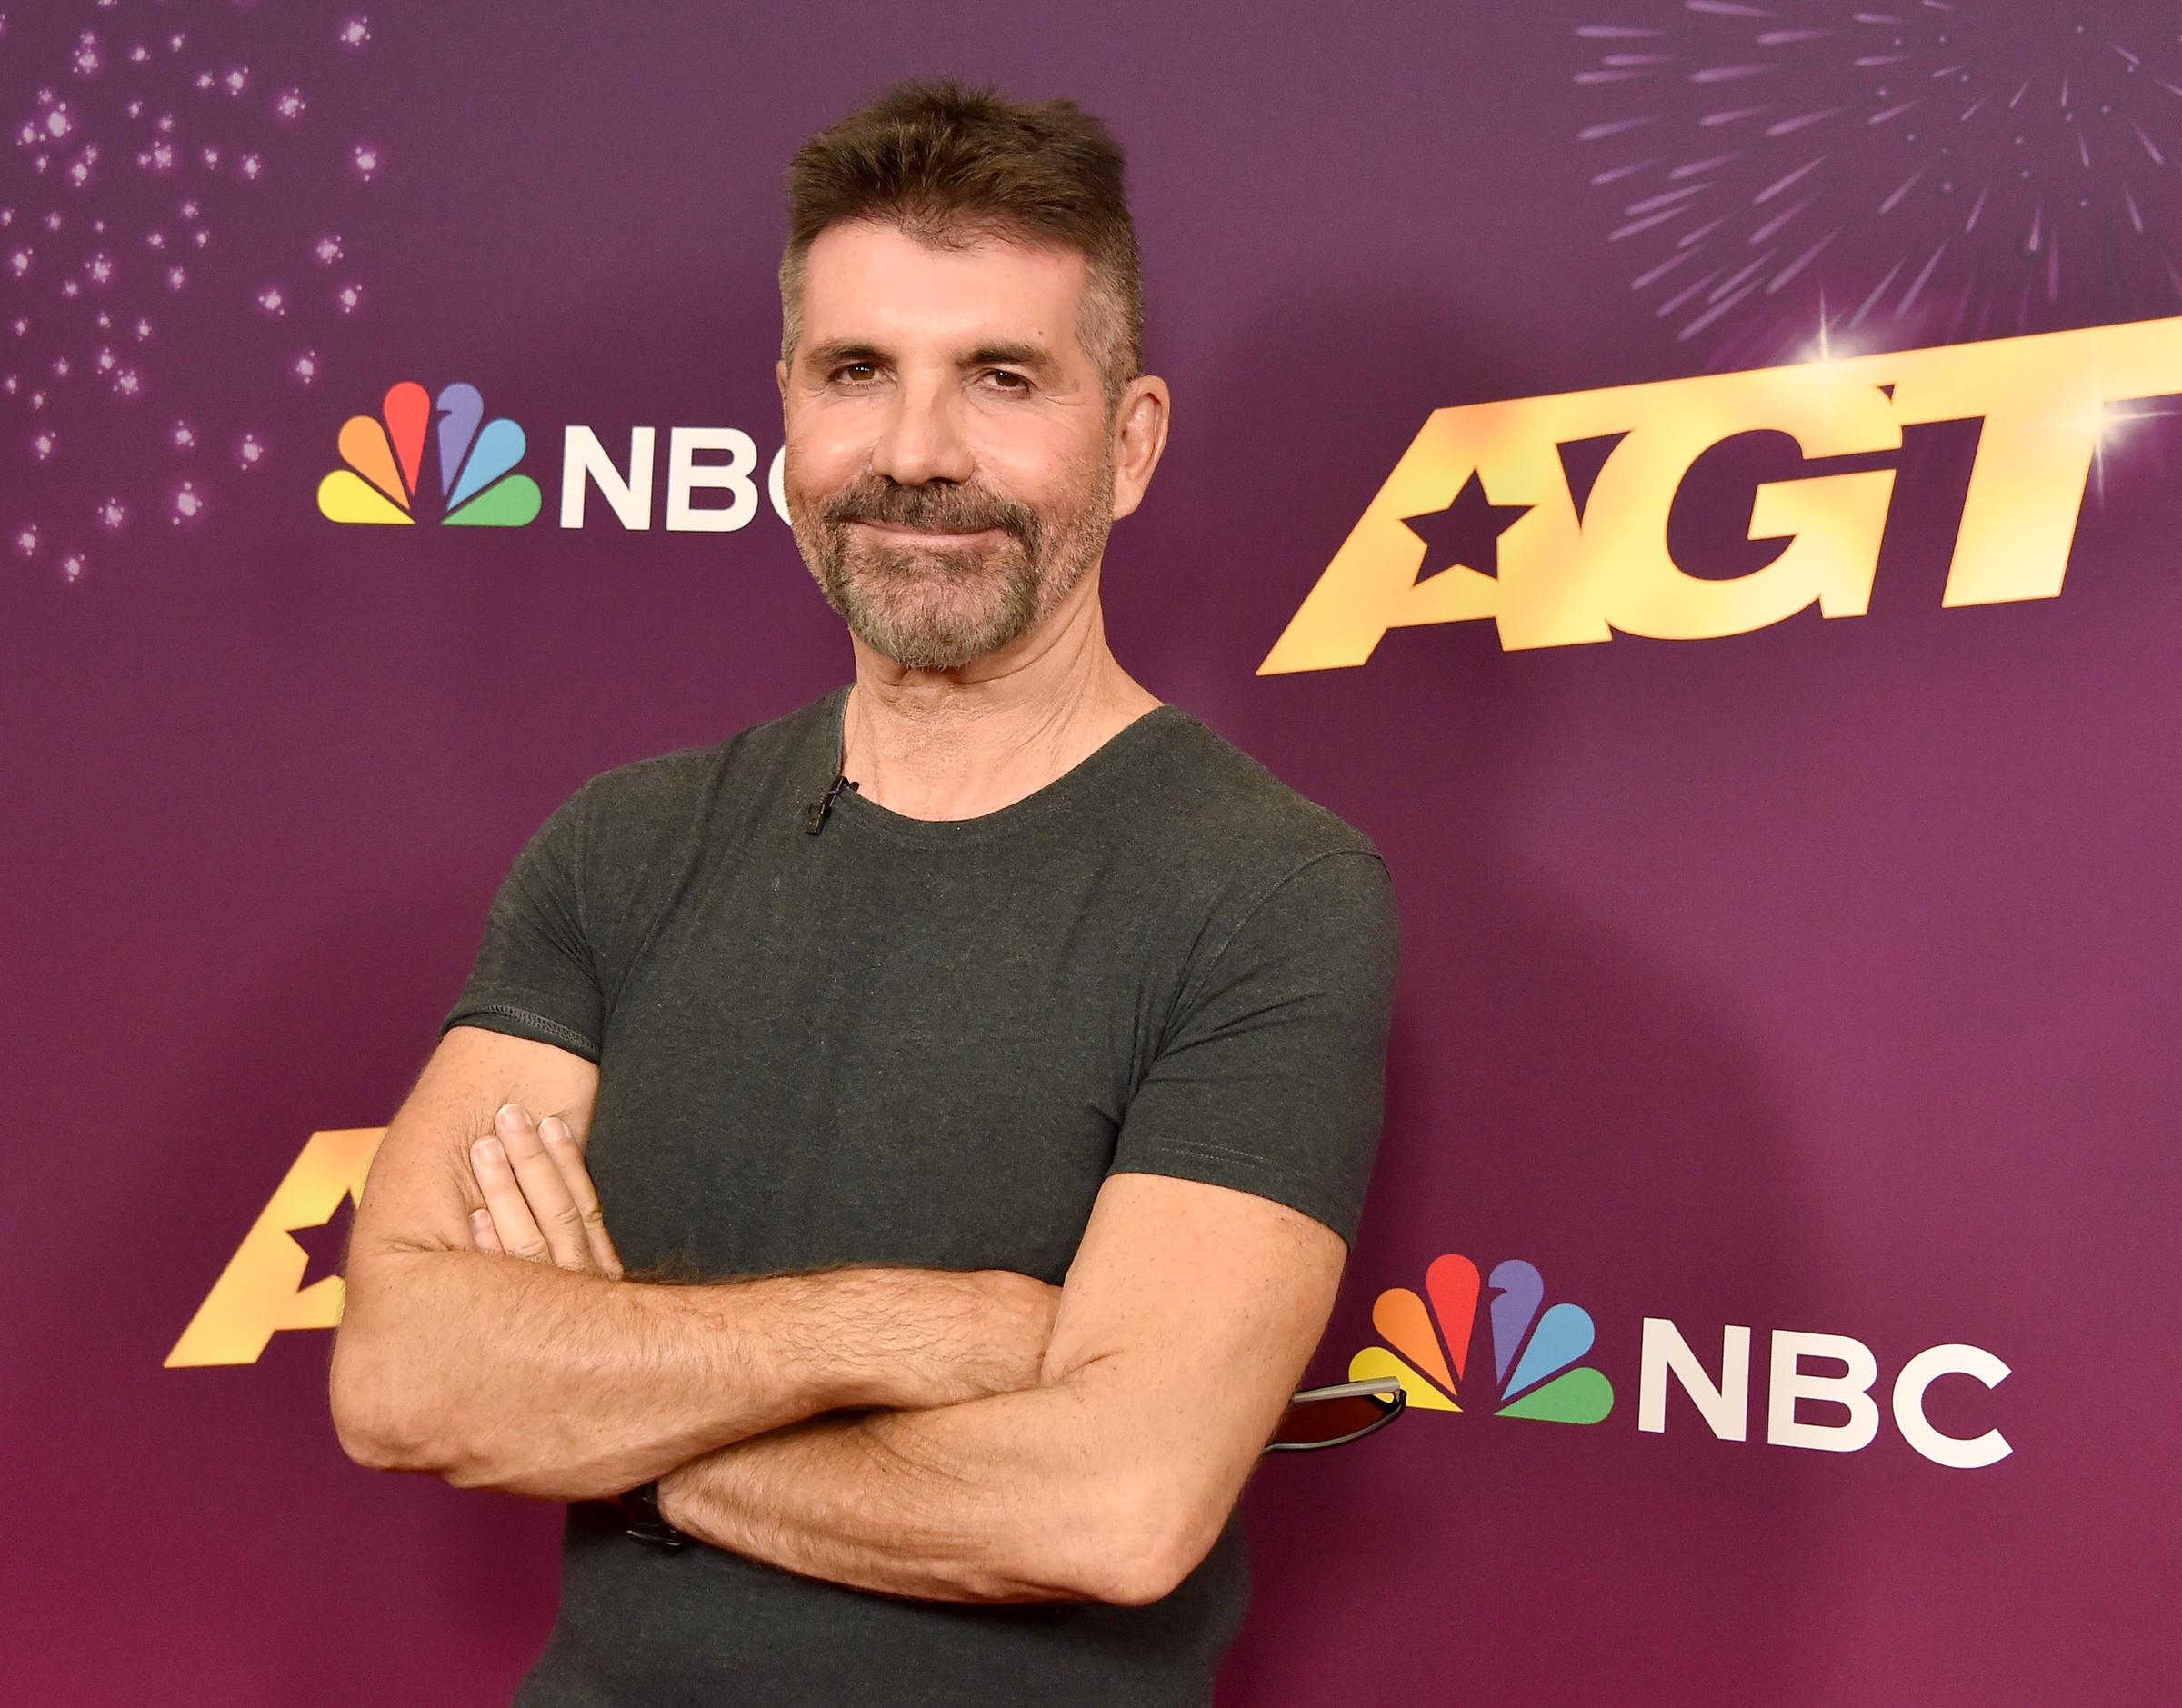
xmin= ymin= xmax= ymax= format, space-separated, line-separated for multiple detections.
xmin=829 ymin=362 xmax=880 ymax=385
xmin=980 ymin=368 xmax=1031 ymax=393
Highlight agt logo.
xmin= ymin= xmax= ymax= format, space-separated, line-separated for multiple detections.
xmin=166 ymin=1127 xmax=379 ymax=1368
xmin=1354 ymin=1252 xmax=2011 ymax=1469
xmin=1261 ymin=314 xmax=2182 ymax=668
xmin=315 ymin=379 xmax=791 ymax=533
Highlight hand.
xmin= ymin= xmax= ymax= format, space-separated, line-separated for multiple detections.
xmin=466 ymin=1102 xmax=623 ymax=1276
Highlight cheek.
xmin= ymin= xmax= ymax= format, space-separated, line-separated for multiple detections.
xmin=785 ymin=411 xmax=872 ymax=494
xmin=976 ymin=424 xmax=1106 ymax=514
xmin=781 ymin=444 xmax=847 ymax=517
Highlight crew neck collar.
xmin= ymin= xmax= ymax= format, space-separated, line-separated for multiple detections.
xmin=817 ymin=684 xmax=1182 ymax=844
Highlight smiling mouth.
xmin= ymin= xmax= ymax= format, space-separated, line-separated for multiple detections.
xmin=847 ymin=519 xmax=1004 ymax=544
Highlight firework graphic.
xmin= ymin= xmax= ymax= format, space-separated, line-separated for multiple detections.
xmin=1575 ymin=1 xmax=2182 ymax=366
xmin=3 ymin=5 xmax=382 ymax=583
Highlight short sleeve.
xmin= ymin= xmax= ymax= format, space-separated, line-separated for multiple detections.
xmin=1108 ymin=849 xmax=1399 ymax=1245
xmin=439 ymin=783 xmax=606 ymax=1063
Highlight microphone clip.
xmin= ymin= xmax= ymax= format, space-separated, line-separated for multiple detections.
xmin=805 ymin=773 xmax=860 ymax=835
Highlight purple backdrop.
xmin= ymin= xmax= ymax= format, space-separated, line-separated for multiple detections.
xmin=6 ymin=2 xmax=2176 ymax=1703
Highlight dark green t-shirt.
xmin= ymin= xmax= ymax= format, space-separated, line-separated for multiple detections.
xmin=442 ymin=685 xmax=1398 ymax=1708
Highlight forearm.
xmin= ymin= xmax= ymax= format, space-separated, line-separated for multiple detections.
xmin=659 ymin=1382 xmax=1200 ymax=1607
xmin=332 ymin=1248 xmax=977 ymax=1501
xmin=651 ymin=1174 xmax=1347 ymax=1611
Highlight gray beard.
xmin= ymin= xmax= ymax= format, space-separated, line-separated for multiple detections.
xmin=791 ymin=461 xmax=1115 ymax=671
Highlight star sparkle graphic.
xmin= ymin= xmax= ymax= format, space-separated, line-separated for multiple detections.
xmin=1573 ymin=2 xmax=2182 ymax=366
xmin=4 ymin=4 xmax=383 ymax=583
xmin=1403 ymin=470 xmax=1534 ymax=580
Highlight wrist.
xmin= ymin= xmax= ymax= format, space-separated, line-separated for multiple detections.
xmin=655 ymin=1463 xmax=697 ymax=1530
xmin=805 ymin=1268 xmax=923 ymax=1410
xmin=763 ymin=1267 xmax=967 ymax=1412
xmin=731 ymin=1270 xmax=891 ymax=1414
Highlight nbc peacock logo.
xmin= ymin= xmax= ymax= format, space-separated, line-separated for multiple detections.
xmin=1349 ymin=1254 xmax=1614 ymax=1425
xmin=316 ymin=381 xmax=542 ymax=526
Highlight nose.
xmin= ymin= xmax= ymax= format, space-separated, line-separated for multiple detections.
xmin=868 ymin=372 xmax=976 ymax=488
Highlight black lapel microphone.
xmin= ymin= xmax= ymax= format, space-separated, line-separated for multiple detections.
xmin=808 ymin=688 xmax=860 ymax=834
xmin=805 ymin=772 xmax=860 ymax=835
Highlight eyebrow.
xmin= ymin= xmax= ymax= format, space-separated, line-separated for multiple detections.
xmin=964 ymin=342 xmax=1055 ymax=375
xmin=804 ymin=340 xmax=886 ymax=371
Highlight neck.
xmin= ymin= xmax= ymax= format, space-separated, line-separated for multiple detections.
xmin=839 ymin=574 xmax=1161 ymax=821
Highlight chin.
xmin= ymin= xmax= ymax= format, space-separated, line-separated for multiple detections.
xmin=861 ymin=611 xmax=1024 ymax=672
xmin=850 ymin=574 xmax=1032 ymax=662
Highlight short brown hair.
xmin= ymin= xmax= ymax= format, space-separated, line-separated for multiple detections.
xmin=779 ymin=77 xmax=1145 ymax=410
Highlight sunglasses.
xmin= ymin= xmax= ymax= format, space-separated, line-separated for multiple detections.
xmin=1263 ymin=1377 xmax=1407 ymax=1453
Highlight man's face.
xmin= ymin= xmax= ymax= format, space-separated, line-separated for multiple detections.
xmin=779 ymin=222 xmax=1117 ymax=673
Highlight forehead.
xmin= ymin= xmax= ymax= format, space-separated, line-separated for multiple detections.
xmin=798 ymin=222 xmax=1091 ymax=356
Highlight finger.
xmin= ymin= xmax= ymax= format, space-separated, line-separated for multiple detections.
xmin=540 ymin=1115 xmax=623 ymax=1278
xmin=492 ymin=1104 xmax=593 ymax=1269
xmin=470 ymin=1134 xmax=549 ymax=1263
xmin=468 ymin=1208 xmax=505 ymax=1255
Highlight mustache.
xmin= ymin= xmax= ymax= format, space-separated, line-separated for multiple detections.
xmin=819 ymin=474 xmax=1040 ymax=543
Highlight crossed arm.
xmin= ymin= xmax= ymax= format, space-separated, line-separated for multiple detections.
xmin=332 ymin=1024 xmax=1347 ymax=1604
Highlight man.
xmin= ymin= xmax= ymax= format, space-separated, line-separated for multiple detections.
xmin=331 ymin=77 xmax=1398 ymax=1706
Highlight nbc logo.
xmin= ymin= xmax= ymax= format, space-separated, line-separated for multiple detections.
xmin=316 ymin=380 xmax=542 ymax=527
xmin=1349 ymin=1254 xmax=1614 ymax=1425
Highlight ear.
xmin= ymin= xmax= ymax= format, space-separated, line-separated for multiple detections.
xmin=776 ymin=358 xmax=790 ymax=405
xmin=1108 ymin=375 xmax=1171 ymax=523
